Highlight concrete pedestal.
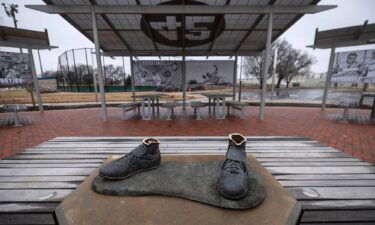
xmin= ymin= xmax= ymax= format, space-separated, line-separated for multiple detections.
xmin=55 ymin=155 xmax=300 ymax=225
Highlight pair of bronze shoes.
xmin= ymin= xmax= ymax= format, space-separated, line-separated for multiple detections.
xmin=99 ymin=133 xmax=249 ymax=200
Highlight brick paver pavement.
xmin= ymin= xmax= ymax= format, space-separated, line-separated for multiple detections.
xmin=0 ymin=107 xmax=374 ymax=164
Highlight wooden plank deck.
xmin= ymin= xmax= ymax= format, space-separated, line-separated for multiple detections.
xmin=0 ymin=136 xmax=375 ymax=225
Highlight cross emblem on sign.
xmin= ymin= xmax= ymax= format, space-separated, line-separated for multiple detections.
xmin=141 ymin=0 xmax=225 ymax=48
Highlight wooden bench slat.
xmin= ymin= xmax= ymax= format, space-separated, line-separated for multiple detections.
xmin=280 ymin=180 xmax=375 ymax=187
xmin=276 ymin=174 xmax=375 ymax=180
xmin=288 ymin=187 xmax=375 ymax=200
xmin=301 ymin=210 xmax=375 ymax=222
xmin=0 ymin=189 xmax=72 ymax=202
xmin=0 ymin=182 xmax=79 ymax=189
xmin=0 ymin=168 xmax=95 ymax=176
xmin=300 ymin=200 xmax=375 ymax=210
xmin=0 ymin=163 xmax=100 ymax=168
xmin=0 ymin=176 xmax=87 ymax=182
xmin=0 ymin=213 xmax=55 ymax=225
xmin=0 ymin=203 xmax=59 ymax=213
xmin=269 ymin=166 xmax=375 ymax=174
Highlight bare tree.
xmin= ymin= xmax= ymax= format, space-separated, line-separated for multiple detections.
xmin=242 ymin=40 xmax=314 ymax=92
xmin=243 ymin=51 xmax=275 ymax=89
xmin=274 ymin=40 xmax=314 ymax=93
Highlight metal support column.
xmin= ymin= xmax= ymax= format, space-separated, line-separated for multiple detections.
xmin=270 ymin=47 xmax=278 ymax=100
xmin=91 ymin=6 xmax=108 ymax=121
xmin=182 ymin=55 xmax=186 ymax=110
xmin=122 ymin=56 xmax=126 ymax=91
xmin=322 ymin=46 xmax=336 ymax=110
xmin=27 ymin=46 xmax=44 ymax=113
xmin=90 ymin=49 xmax=99 ymax=103
xmin=259 ymin=8 xmax=273 ymax=120
xmin=238 ymin=56 xmax=243 ymax=102
xmin=37 ymin=50 xmax=44 ymax=78
xmin=130 ymin=56 xmax=135 ymax=102
xmin=233 ymin=55 xmax=238 ymax=100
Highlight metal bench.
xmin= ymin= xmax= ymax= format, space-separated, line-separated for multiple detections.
xmin=2 ymin=136 xmax=375 ymax=225
xmin=226 ymin=101 xmax=247 ymax=119
xmin=118 ymin=102 xmax=141 ymax=120
xmin=339 ymin=100 xmax=359 ymax=122
xmin=359 ymin=92 xmax=375 ymax=120
xmin=1 ymin=104 xmax=28 ymax=127
xmin=161 ymin=102 xmax=182 ymax=120
xmin=190 ymin=101 xmax=206 ymax=120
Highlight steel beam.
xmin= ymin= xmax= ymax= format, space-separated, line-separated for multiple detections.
xmin=233 ymin=55 xmax=238 ymax=100
xmin=88 ymin=0 xmax=133 ymax=52
xmin=27 ymin=46 xmax=44 ymax=113
xmin=321 ymin=46 xmax=336 ymax=110
xmin=208 ymin=0 xmax=231 ymax=54
xmin=182 ymin=56 xmax=186 ymax=110
xmin=270 ymin=47 xmax=278 ymax=100
xmin=235 ymin=0 xmax=276 ymax=52
xmin=130 ymin=56 xmax=136 ymax=102
xmin=0 ymin=41 xmax=57 ymax=49
xmin=26 ymin=5 xmax=337 ymax=14
xmin=102 ymin=50 xmax=263 ymax=57
xmin=259 ymin=9 xmax=273 ymax=121
xmin=92 ymin=7 xmax=108 ymax=121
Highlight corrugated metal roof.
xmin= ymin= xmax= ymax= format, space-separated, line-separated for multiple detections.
xmin=42 ymin=0 xmax=320 ymax=55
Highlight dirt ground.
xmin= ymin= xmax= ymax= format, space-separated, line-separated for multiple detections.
xmin=0 ymin=89 xmax=213 ymax=104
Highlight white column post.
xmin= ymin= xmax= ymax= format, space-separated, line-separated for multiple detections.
xmin=37 ymin=50 xmax=44 ymax=77
xmin=270 ymin=47 xmax=278 ymax=100
xmin=322 ymin=46 xmax=336 ymax=110
xmin=27 ymin=46 xmax=44 ymax=113
xmin=259 ymin=8 xmax=273 ymax=120
xmin=90 ymin=49 xmax=99 ymax=103
xmin=182 ymin=55 xmax=186 ymax=110
xmin=238 ymin=56 xmax=243 ymax=102
xmin=233 ymin=55 xmax=238 ymax=100
xmin=91 ymin=6 xmax=108 ymax=121
xmin=130 ymin=56 xmax=135 ymax=102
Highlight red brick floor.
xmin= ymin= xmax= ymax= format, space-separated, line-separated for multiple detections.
xmin=0 ymin=106 xmax=374 ymax=164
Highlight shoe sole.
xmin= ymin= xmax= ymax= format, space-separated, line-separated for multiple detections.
xmin=217 ymin=182 xmax=248 ymax=200
xmin=100 ymin=164 xmax=161 ymax=180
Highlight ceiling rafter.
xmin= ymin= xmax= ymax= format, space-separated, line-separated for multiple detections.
xmin=81 ymin=28 xmax=284 ymax=32
xmin=135 ymin=0 xmax=159 ymax=53
xmin=234 ymin=0 xmax=277 ymax=52
xmin=207 ymin=0 xmax=231 ymax=55
xmin=42 ymin=0 xmax=107 ymax=51
xmin=89 ymin=0 xmax=133 ymax=52
xmin=271 ymin=0 xmax=322 ymax=48
xmin=182 ymin=0 xmax=186 ymax=53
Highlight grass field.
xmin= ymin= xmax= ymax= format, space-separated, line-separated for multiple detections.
xmin=0 ymin=89 xmax=207 ymax=104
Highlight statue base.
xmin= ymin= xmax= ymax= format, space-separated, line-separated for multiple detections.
xmin=55 ymin=155 xmax=301 ymax=225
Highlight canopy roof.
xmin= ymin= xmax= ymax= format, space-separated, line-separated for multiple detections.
xmin=309 ymin=21 xmax=375 ymax=49
xmin=28 ymin=0 xmax=335 ymax=56
xmin=0 ymin=26 xmax=56 ymax=50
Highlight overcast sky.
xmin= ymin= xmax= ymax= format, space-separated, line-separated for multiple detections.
xmin=1 ymin=0 xmax=375 ymax=76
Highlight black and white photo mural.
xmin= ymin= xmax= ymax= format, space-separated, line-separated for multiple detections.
xmin=0 ymin=51 xmax=31 ymax=87
xmin=186 ymin=61 xmax=234 ymax=86
xmin=133 ymin=61 xmax=182 ymax=91
xmin=332 ymin=49 xmax=375 ymax=84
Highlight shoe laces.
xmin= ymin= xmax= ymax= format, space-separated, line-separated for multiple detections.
xmin=116 ymin=153 xmax=138 ymax=168
xmin=223 ymin=160 xmax=245 ymax=174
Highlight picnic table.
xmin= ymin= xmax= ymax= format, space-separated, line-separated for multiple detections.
xmin=201 ymin=92 xmax=233 ymax=119
xmin=134 ymin=93 xmax=166 ymax=120
xmin=1 ymin=136 xmax=375 ymax=225
xmin=1 ymin=104 xmax=28 ymax=127
xmin=359 ymin=92 xmax=375 ymax=120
